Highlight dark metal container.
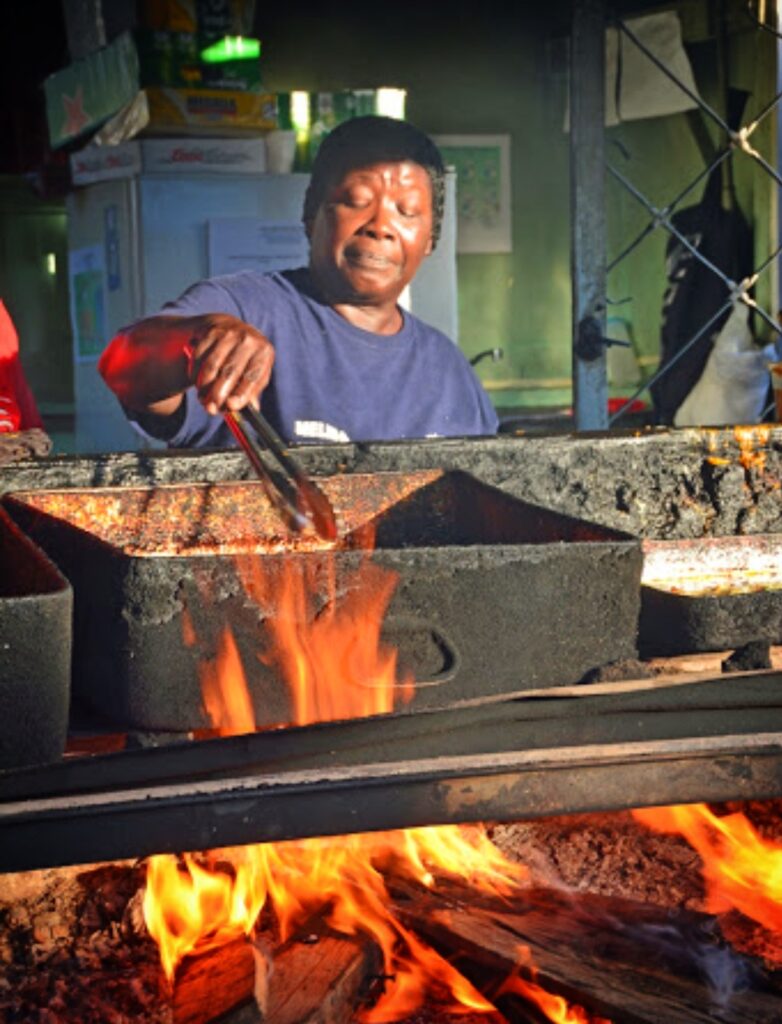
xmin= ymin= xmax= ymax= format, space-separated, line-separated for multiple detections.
xmin=0 ymin=507 xmax=72 ymax=769
xmin=4 ymin=470 xmax=642 ymax=731
xmin=639 ymin=535 xmax=782 ymax=657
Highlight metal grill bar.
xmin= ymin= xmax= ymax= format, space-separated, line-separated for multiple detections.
xmin=3 ymin=671 xmax=782 ymax=873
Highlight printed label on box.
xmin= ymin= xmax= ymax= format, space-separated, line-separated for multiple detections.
xmin=141 ymin=138 xmax=266 ymax=173
xmin=70 ymin=143 xmax=142 ymax=185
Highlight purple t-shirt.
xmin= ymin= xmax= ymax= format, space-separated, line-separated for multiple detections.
xmin=128 ymin=268 xmax=498 ymax=447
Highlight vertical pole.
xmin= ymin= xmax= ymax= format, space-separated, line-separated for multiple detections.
xmin=570 ymin=0 xmax=608 ymax=430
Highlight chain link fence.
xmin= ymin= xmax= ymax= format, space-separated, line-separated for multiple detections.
xmin=600 ymin=4 xmax=782 ymax=428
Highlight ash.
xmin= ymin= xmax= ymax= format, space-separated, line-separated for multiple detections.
xmin=490 ymin=810 xmax=705 ymax=909
xmin=0 ymin=861 xmax=166 ymax=1023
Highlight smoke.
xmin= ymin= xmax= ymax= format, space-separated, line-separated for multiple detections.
xmin=621 ymin=919 xmax=761 ymax=1010
xmin=525 ymin=887 xmax=766 ymax=1013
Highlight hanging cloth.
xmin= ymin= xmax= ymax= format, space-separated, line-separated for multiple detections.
xmin=651 ymin=165 xmax=754 ymax=424
xmin=651 ymin=87 xmax=755 ymax=425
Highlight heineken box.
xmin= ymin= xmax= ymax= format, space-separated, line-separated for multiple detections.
xmin=46 ymin=31 xmax=274 ymax=148
xmin=45 ymin=32 xmax=141 ymax=149
xmin=135 ymin=30 xmax=262 ymax=92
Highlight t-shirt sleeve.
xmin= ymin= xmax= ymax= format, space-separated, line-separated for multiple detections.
xmin=158 ymin=277 xmax=245 ymax=319
xmin=429 ymin=330 xmax=499 ymax=437
xmin=472 ymin=375 xmax=500 ymax=435
xmin=123 ymin=277 xmax=248 ymax=448
xmin=125 ymin=388 xmax=227 ymax=449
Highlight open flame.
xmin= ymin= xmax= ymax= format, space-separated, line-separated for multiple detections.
xmin=498 ymin=947 xmax=611 ymax=1024
xmin=143 ymin=546 xmax=605 ymax=1022
xmin=633 ymin=804 xmax=782 ymax=944
xmin=234 ymin=547 xmax=413 ymax=724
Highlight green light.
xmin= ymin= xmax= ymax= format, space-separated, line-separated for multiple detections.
xmin=200 ymin=36 xmax=261 ymax=64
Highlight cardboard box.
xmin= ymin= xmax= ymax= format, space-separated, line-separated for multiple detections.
xmin=46 ymin=30 xmax=269 ymax=149
xmin=144 ymin=86 xmax=276 ymax=135
xmin=139 ymin=0 xmax=197 ymax=33
xmin=138 ymin=0 xmax=255 ymax=38
xmin=45 ymin=33 xmax=141 ymax=149
xmin=135 ymin=29 xmax=202 ymax=89
xmin=70 ymin=136 xmax=267 ymax=185
xmin=135 ymin=30 xmax=262 ymax=92
xmin=69 ymin=142 xmax=143 ymax=184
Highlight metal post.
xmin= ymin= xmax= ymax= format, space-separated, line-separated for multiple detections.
xmin=570 ymin=0 xmax=608 ymax=430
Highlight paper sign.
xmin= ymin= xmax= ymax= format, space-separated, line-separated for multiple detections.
xmin=432 ymin=135 xmax=512 ymax=254
xmin=208 ymin=219 xmax=309 ymax=277
xmin=69 ymin=246 xmax=107 ymax=363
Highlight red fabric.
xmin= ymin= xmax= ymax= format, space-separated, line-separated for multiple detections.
xmin=0 ymin=301 xmax=43 ymax=432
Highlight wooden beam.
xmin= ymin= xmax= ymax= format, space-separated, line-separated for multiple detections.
xmin=264 ymin=930 xmax=377 ymax=1024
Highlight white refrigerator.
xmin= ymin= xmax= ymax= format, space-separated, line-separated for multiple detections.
xmin=66 ymin=171 xmax=458 ymax=453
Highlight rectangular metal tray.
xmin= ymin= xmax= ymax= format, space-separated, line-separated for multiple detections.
xmin=0 ymin=507 xmax=72 ymax=769
xmin=4 ymin=470 xmax=642 ymax=731
xmin=640 ymin=535 xmax=782 ymax=656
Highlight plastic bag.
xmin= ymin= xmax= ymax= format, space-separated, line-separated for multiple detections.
xmin=673 ymin=302 xmax=774 ymax=427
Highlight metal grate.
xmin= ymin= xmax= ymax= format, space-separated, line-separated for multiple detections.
xmin=570 ymin=2 xmax=782 ymax=428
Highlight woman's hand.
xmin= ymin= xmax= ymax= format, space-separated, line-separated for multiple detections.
xmin=187 ymin=313 xmax=275 ymax=414
xmin=100 ymin=313 xmax=275 ymax=418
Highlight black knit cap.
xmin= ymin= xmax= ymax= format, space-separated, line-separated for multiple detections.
xmin=303 ymin=115 xmax=445 ymax=249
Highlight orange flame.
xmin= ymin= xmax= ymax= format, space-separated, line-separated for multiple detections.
xmin=704 ymin=426 xmax=781 ymax=485
xmin=633 ymin=803 xmax=782 ymax=935
xmin=234 ymin=549 xmax=413 ymax=724
xmin=143 ymin=544 xmax=607 ymax=1022
xmin=200 ymin=625 xmax=256 ymax=736
xmin=144 ymin=823 xmax=524 ymax=1018
xmin=498 ymin=947 xmax=611 ymax=1024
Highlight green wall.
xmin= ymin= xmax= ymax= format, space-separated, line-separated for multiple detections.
xmin=260 ymin=5 xmax=572 ymax=412
xmin=261 ymin=0 xmax=778 ymax=415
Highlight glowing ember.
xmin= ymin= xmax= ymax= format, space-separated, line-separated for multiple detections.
xmin=633 ymin=804 xmax=782 ymax=941
xmin=704 ymin=426 xmax=779 ymax=483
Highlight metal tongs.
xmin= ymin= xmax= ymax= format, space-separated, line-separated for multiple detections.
xmin=224 ymin=405 xmax=338 ymax=541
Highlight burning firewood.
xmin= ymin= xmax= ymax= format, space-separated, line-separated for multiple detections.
xmin=261 ymin=927 xmax=378 ymax=1024
xmin=166 ymin=923 xmax=377 ymax=1024
xmin=170 ymin=936 xmax=257 ymax=1024
xmin=390 ymin=880 xmax=782 ymax=1024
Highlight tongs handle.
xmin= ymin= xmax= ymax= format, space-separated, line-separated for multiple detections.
xmin=226 ymin=406 xmax=338 ymax=541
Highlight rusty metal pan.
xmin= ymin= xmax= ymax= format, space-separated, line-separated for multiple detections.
xmin=640 ymin=535 xmax=782 ymax=657
xmin=4 ymin=470 xmax=642 ymax=732
xmin=0 ymin=506 xmax=72 ymax=769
